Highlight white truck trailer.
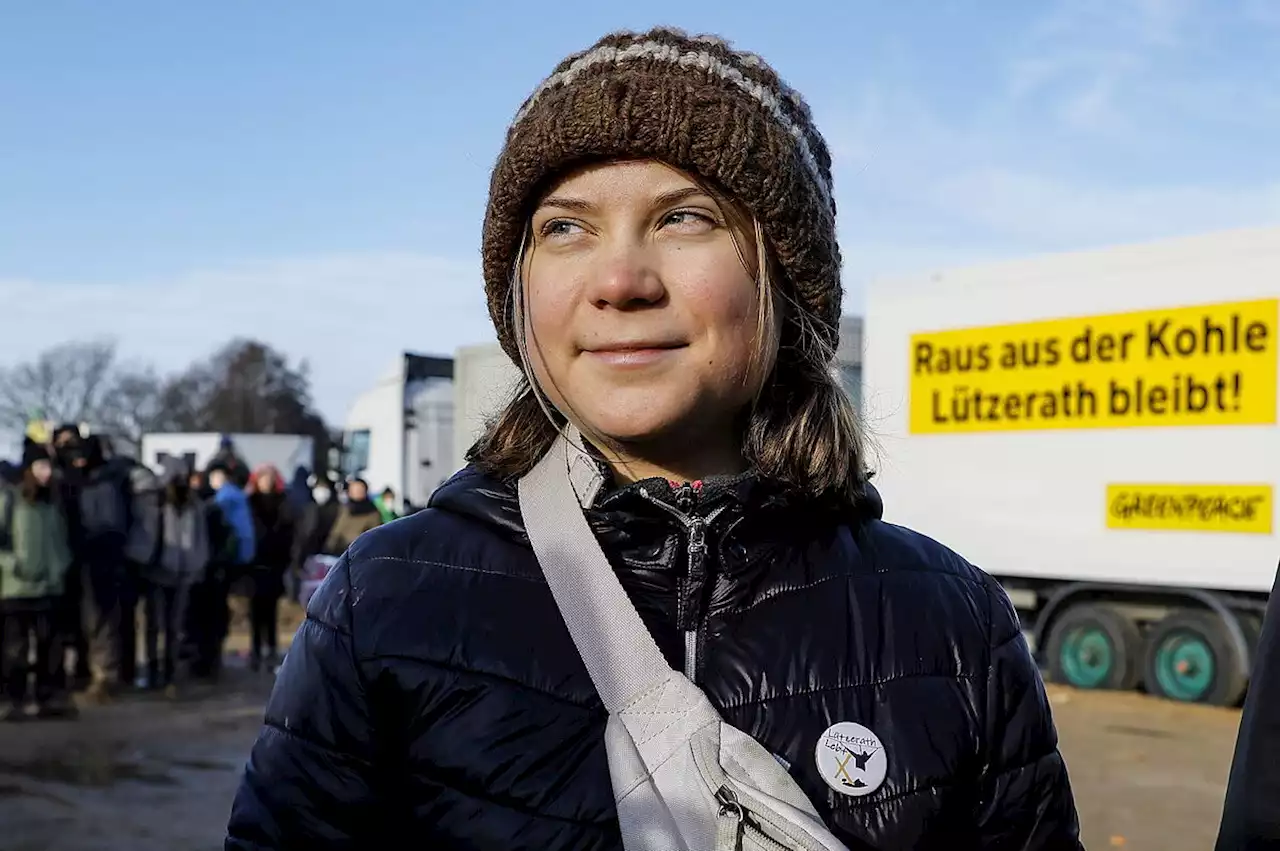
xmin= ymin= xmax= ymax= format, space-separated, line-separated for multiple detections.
xmin=139 ymin=432 xmax=315 ymax=478
xmin=862 ymin=225 xmax=1279 ymax=706
xmin=451 ymin=342 xmax=522 ymax=473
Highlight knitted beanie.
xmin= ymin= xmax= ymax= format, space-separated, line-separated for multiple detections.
xmin=21 ymin=437 xmax=49 ymax=469
xmin=481 ymin=26 xmax=842 ymax=364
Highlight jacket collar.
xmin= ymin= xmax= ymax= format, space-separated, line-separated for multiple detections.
xmin=428 ymin=436 xmax=883 ymax=549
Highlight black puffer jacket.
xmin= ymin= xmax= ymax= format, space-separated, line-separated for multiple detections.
xmin=225 ymin=466 xmax=1082 ymax=850
xmin=1215 ymin=560 xmax=1280 ymax=849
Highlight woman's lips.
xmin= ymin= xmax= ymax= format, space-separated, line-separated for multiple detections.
xmin=583 ymin=344 xmax=685 ymax=367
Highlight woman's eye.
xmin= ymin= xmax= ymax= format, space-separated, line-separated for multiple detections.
xmin=542 ymin=219 xmax=583 ymax=237
xmin=662 ymin=210 xmax=715 ymax=230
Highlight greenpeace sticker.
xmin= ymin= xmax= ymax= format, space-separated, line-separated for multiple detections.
xmin=1106 ymin=484 xmax=1274 ymax=535
xmin=908 ymin=298 xmax=1278 ymax=434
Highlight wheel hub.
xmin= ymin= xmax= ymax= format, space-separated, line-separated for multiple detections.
xmin=1155 ymin=630 xmax=1214 ymax=702
xmin=1060 ymin=626 xmax=1114 ymax=689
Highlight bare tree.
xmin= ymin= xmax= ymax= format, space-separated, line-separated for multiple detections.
xmin=1 ymin=337 xmax=331 ymax=468
xmin=0 ymin=339 xmax=176 ymax=457
xmin=0 ymin=340 xmax=120 ymax=432
xmin=95 ymin=367 xmax=170 ymax=454
xmin=166 ymin=339 xmax=331 ymax=468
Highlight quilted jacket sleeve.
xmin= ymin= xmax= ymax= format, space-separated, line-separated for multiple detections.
xmin=975 ymin=577 xmax=1085 ymax=850
xmin=225 ymin=554 xmax=382 ymax=849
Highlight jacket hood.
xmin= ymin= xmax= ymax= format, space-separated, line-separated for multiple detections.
xmin=430 ymin=467 xmax=526 ymax=540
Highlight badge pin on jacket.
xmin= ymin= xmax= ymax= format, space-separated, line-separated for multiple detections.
xmin=815 ymin=722 xmax=888 ymax=797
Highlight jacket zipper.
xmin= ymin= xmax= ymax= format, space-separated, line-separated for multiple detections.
xmin=637 ymin=485 xmax=730 ymax=683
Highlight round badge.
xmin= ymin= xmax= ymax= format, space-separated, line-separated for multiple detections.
xmin=813 ymin=721 xmax=888 ymax=797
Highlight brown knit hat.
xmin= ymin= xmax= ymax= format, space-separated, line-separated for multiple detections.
xmin=481 ymin=26 xmax=842 ymax=364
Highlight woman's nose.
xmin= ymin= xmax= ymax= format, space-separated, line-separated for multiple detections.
xmin=585 ymin=243 xmax=666 ymax=309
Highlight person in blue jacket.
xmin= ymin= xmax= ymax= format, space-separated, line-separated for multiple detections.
xmin=208 ymin=464 xmax=255 ymax=567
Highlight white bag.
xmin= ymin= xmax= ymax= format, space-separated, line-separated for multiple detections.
xmin=519 ymin=430 xmax=850 ymax=851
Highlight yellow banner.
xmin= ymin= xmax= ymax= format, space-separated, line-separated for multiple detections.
xmin=1106 ymin=484 xmax=1274 ymax=534
xmin=908 ymin=298 xmax=1278 ymax=434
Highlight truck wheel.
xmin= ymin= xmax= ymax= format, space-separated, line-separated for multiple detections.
xmin=1143 ymin=610 xmax=1247 ymax=706
xmin=1046 ymin=604 xmax=1142 ymax=692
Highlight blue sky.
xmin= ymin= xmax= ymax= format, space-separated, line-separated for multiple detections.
xmin=2 ymin=0 xmax=1278 ymax=424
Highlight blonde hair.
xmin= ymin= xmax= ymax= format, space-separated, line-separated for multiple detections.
xmin=467 ymin=173 xmax=868 ymax=507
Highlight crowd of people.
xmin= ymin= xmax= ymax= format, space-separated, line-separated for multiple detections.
xmin=0 ymin=427 xmax=395 ymax=721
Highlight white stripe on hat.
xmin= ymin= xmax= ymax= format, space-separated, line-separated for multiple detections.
xmin=510 ymin=39 xmax=833 ymax=211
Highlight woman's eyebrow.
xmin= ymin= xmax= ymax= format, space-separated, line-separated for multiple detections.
xmin=537 ymin=195 xmax=594 ymax=213
xmin=652 ymin=187 xmax=711 ymax=207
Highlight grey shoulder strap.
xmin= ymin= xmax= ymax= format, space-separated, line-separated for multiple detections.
xmin=518 ymin=430 xmax=673 ymax=713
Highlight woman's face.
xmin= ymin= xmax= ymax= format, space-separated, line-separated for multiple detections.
xmin=30 ymin=459 xmax=52 ymax=486
xmin=257 ymin=471 xmax=276 ymax=492
xmin=524 ymin=160 xmax=765 ymax=456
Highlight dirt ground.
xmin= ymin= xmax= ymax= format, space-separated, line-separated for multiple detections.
xmin=1048 ymin=683 xmax=1241 ymax=849
xmin=0 ymin=666 xmax=273 ymax=851
xmin=0 ymin=616 xmax=1248 ymax=850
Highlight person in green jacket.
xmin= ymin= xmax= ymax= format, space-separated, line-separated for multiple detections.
xmin=376 ymin=486 xmax=401 ymax=524
xmin=0 ymin=439 xmax=76 ymax=721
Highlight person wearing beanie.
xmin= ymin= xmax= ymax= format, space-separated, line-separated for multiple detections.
xmin=227 ymin=28 xmax=1081 ymax=850
xmin=0 ymin=440 xmax=77 ymax=720
xmin=320 ymin=477 xmax=383 ymax=557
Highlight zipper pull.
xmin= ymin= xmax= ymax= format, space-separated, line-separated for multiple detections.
xmin=687 ymin=516 xmax=708 ymax=580
xmin=716 ymin=785 xmax=743 ymax=816
xmin=715 ymin=787 xmax=745 ymax=850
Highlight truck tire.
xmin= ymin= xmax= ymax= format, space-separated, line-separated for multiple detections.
xmin=1143 ymin=609 xmax=1248 ymax=707
xmin=1046 ymin=603 xmax=1142 ymax=692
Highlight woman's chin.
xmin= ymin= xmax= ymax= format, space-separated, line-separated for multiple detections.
xmin=576 ymin=408 xmax=688 ymax=447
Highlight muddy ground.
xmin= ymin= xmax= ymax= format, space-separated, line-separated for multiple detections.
xmin=0 ymin=622 xmax=1248 ymax=850
xmin=0 ymin=665 xmax=272 ymax=851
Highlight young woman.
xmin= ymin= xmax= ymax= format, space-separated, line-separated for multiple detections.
xmin=140 ymin=471 xmax=210 ymax=693
xmin=227 ymin=27 xmax=1082 ymax=850
xmin=245 ymin=465 xmax=293 ymax=672
xmin=0 ymin=440 xmax=76 ymax=720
